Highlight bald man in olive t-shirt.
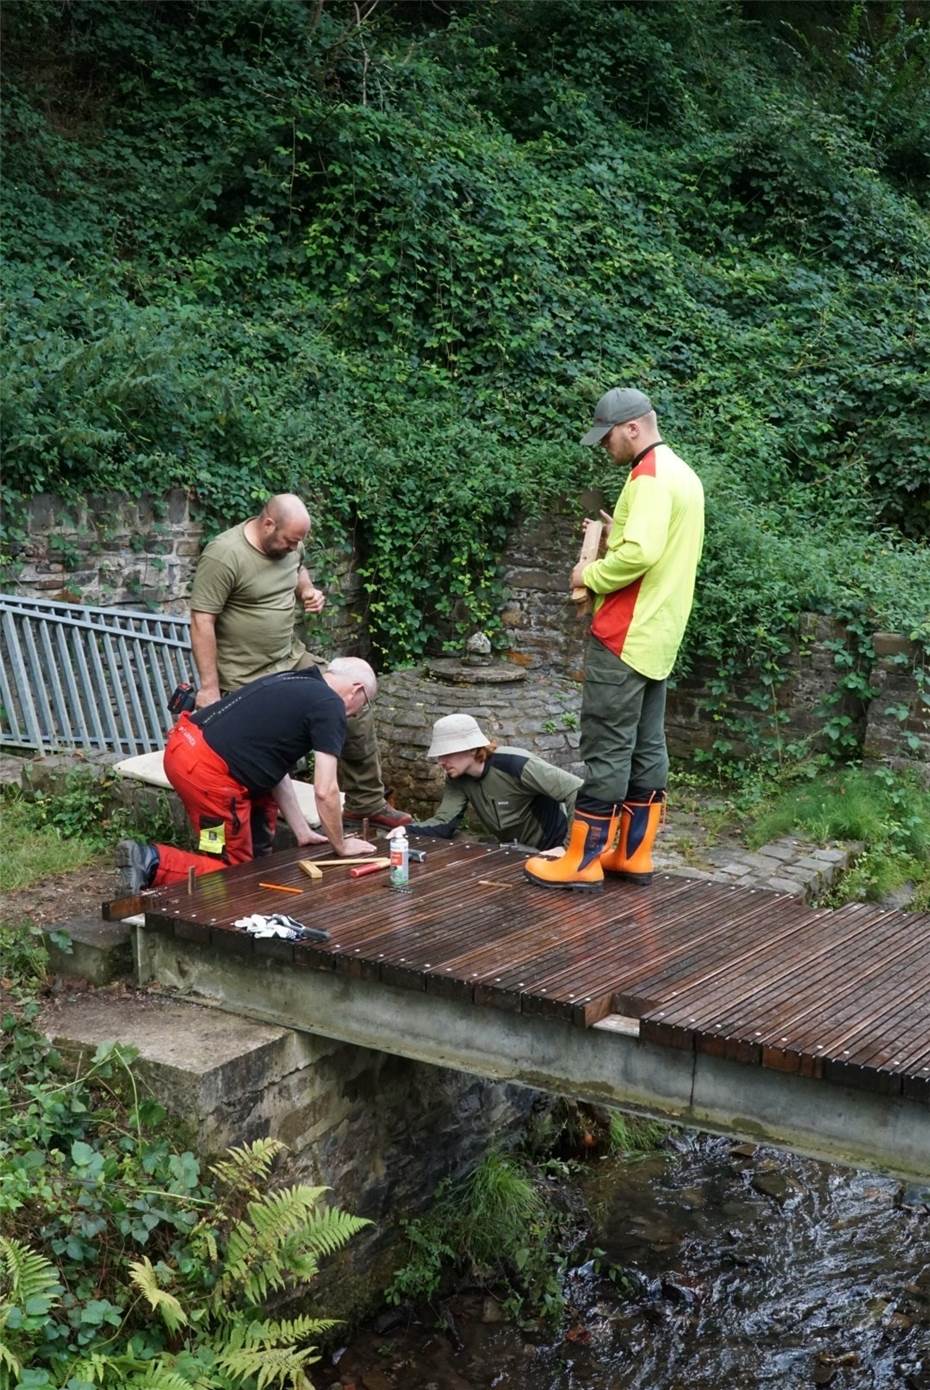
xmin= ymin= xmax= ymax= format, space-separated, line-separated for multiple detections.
xmin=189 ymin=495 xmax=411 ymax=839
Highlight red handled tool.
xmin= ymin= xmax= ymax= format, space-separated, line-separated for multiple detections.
xmin=349 ymin=861 xmax=390 ymax=879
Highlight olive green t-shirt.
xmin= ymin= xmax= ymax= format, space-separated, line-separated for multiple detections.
xmin=190 ymin=522 xmax=306 ymax=691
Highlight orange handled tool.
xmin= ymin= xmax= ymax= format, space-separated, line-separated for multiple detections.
xmin=349 ymin=861 xmax=389 ymax=879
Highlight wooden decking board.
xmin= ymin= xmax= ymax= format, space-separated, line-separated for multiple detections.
xmin=139 ymin=840 xmax=930 ymax=1100
xmin=731 ymin=906 xmax=911 ymax=1032
xmin=795 ymin=945 xmax=930 ymax=1063
xmin=354 ymin=901 xmax=540 ymax=987
xmin=490 ymin=879 xmax=736 ymax=1005
xmin=519 ymin=889 xmax=772 ymax=1023
xmin=634 ymin=901 xmax=826 ymax=1033
xmin=260 ymin=846 xmax=516 ymax=969
xmin=663 ymin=905 xmax=909 ymax=1043
xmin=750 ymin=928 xmax=930 ymax=1061
xmin=885 ymin=1030 xmax=930 ymax=1074
xmin=638 ymin=902 xmax=894 ymax=1034
xmin=202 ymin=840 xmax=490 ymax=937
xmin=321 ymin=859 xmax=534 ymax=960
xmin=418 ymin=880 xmax=637 ymax=991
xmin=744 ymin=955 xmax=930 ymax=1088
xmin=454 ymin=878 xmax=702 ymax=1014
xmin=609 ymin=892 xmax=820 ymax=1014
xmin=327 ymin=889 xmax=512 ymax=967
xmin=609 ymin=898 xmax=819 ymax=1017
xmin=641 ymin=909 xmax=916 ymax=1078
xmin=851 ymin=997 xmax=930 ymax=1073
xmin=489 ymin=880 xmax=707 ymax=1004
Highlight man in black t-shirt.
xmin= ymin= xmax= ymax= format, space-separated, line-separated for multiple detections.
xmin=116 ymin=658 xmax=377 ymax=891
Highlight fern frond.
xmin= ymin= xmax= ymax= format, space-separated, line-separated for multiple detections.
xmin=0 ymin=1236 xmax=60 ymax=1309
xmin=239 ymin=1315 xmax=340 ymax=1348
xmin=288 ymin=1206 xmax=372 ymax=1261
xmin=73 ymin=1351 xmax=128 ymax=1385
xmin=129 ymin=1369 xmax=200 ymax=1390
xmin=0 ymin=1340 xmax=21 ymax=1386
xmin=209 ymin=1139 xmax=287 ymax=1194
xmin=213 ymin=1343 xmax=319 ymax=1390
xmin=215 ymin=1187 xmax=328 ymax=1306
xmin=190 ymin=1225 xmax=220 ymax=1266
xmin=129 ymin=1258 xmax=189 ymax=1332
xmin=247 ymin=1186 xmax=331 ymax=1236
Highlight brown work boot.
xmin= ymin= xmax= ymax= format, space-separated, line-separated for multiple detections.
xmin=344 ymin=806 xmax=413 ymax=830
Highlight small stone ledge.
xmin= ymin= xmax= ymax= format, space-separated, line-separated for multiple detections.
xmin=661 ymin=836 xmax=860 ymax=902
xmin=40 ymin=992 xmax=319 ymax=1154
xmin=43 ymin=916 xmax=134 ymax=985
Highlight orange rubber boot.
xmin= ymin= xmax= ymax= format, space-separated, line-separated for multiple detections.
xmin=523 ymin=810 xmax=612 ymax=892
xmin=600 ymin=795 xmax=664 ymax=884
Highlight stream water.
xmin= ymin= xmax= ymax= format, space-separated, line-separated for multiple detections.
xmin=329 ymin=1134 xmax=930 ymax=1390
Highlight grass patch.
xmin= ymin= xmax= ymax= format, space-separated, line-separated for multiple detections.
xmin=386 ymin=1151 xmax=565 ymax=1319
xmin=747 ymin=766 xmax=930 ymax=908
xmin=673 ymin=761 xmax=930 ymax=908
xmin=607 ymin=1112 xmax=668 ymax=1157
xmin=0 ymin=917 xmax=51 ymax=986
xmin=0 ymin=793 xmax=105 ymax=894
xmin=746 ymin=766 xmax=930 ymax=856
xmin=0 ymin=770 xmax=181 ymax=901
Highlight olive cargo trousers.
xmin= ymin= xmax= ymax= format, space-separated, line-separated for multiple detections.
xmin=576 ymin=638 xmax=669 ymax=815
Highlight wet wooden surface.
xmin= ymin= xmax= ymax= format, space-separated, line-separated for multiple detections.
xmin=138 ymin=837 xmax=930 ymax=1101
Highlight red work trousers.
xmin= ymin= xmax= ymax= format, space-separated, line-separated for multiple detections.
xmin=152 ymin=713 xmax=277 ymax=887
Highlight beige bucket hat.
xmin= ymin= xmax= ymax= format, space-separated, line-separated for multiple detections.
xmin=427 ymin=713 xmax=490 ymax=758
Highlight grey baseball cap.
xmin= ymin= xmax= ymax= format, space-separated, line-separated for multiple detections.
xmin=580 ymin=387 xmax=653 ymax=446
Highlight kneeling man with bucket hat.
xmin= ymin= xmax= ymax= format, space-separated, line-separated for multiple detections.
xmin=411 ymin=713 xmax=583 ymax=852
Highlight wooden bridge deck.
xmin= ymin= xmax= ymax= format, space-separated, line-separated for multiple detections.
xmin=135 ymin=836 xmax=930 ymax=1105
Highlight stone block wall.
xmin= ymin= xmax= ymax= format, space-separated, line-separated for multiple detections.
xmin=13 ymin=490 xmax=203 ymax=611
xmin=374 ymin=667 xmax=583 ymax=815
xmin=6 ymin=490 xmax=366 ymax=659
xmin=500 ymin=493 xmax=604 ymax=679
xmin=5 ymin=488 xmax=926 ymax=771
xmin=498 ymin=507 xmax=927 ymax=767
xmin=864 ymin=633 xmax=930 ymax=778
xmin=664 ymin=614 xmax=865 ymax=761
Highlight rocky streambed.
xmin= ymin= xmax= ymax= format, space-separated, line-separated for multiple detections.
xmin=326 ymin=1133 xmax=930 ymax=1390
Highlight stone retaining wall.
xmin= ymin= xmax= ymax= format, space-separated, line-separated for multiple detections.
xmin=7 ymin=490 xmax=367 ymax=658
xmin=864 ymin=634 xmax=930 ymax=777
xmin=4 ymin=488 xmax=926 ymax=771
xmin=14 ymin=490 xmax=203 ymax=611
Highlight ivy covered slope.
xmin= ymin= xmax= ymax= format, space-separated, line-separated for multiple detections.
xmin=2 ymin=0 xmax=928 ymax=670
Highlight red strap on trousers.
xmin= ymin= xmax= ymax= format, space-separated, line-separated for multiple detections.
xmin=152 ymin=713 xmax=277 ymax=887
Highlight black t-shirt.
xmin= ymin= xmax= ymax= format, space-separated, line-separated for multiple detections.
xmin=191 ymin=668 xmax=346 ymax=793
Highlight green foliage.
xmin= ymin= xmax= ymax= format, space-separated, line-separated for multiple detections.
xmin=748 ymin=766 xmax=930 ymax=858
xmin=0 ymin=1000 xmax=368 ymax=1388
xmin=0 ymin=920 xmax=50 ymax=989
xmin=0 ymin=0 xmax=927 ymax=689
xmin=386 ymin=1151 xmax=563 ymax=1319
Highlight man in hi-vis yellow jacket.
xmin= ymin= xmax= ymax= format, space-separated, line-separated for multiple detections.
xmin=525 ymin=388 xmax=704 ymax=892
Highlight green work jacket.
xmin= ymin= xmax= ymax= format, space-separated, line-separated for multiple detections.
xmin=411 ymin=747 xmax=582 ymax=851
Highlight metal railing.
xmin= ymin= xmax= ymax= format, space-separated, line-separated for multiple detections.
xmin=0 ymin=593 xmax=194 ymax=755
